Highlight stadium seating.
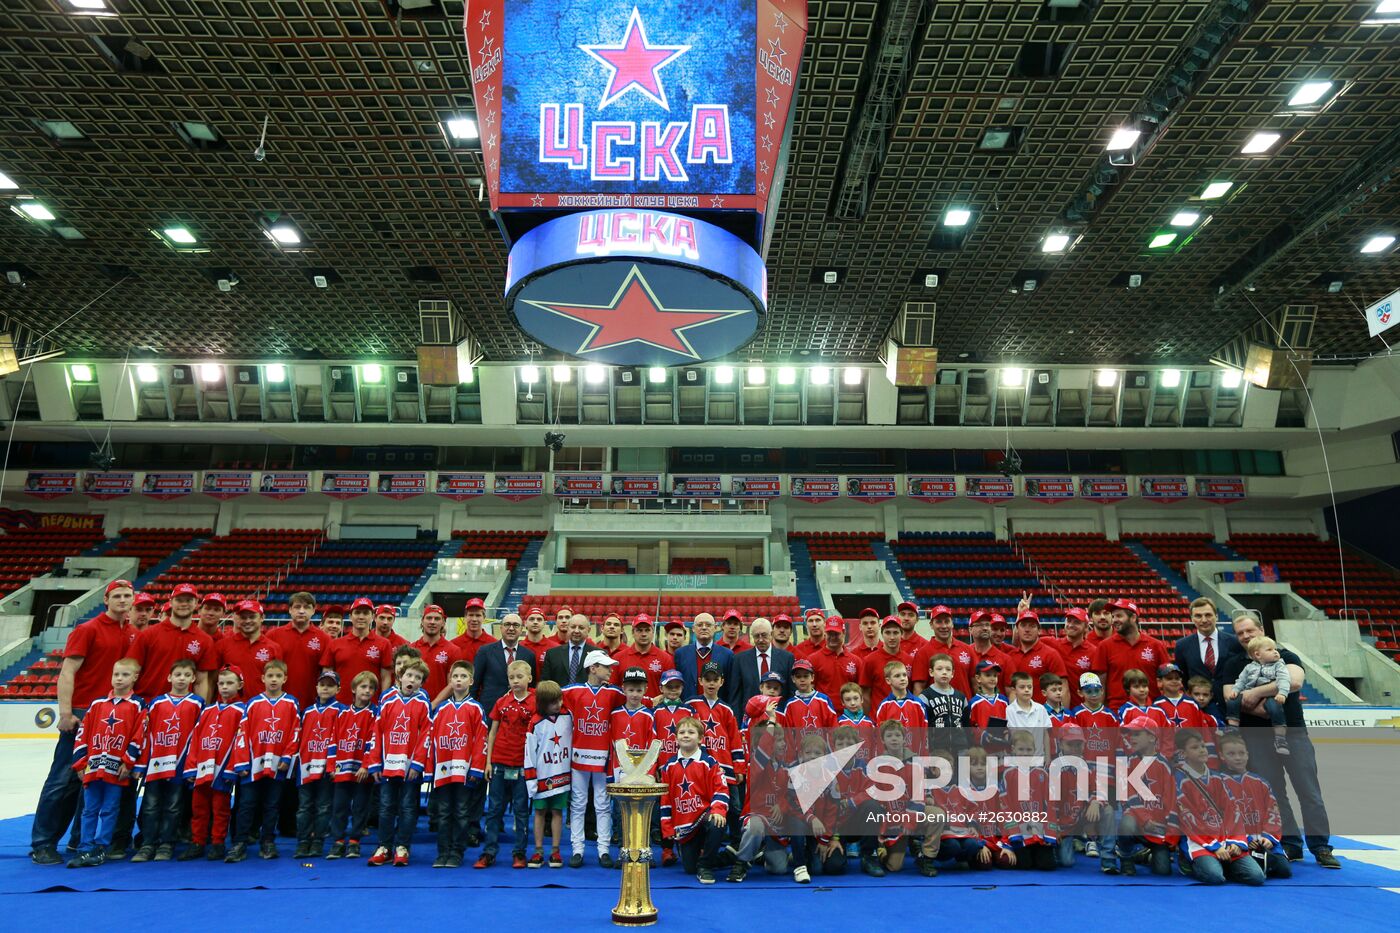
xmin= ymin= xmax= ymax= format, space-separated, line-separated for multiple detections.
xmin=0 ymin=649 xmax=64 ymax=700
xmin=889 ymin=531 xmax=1056 ymax=625
xmin=106 ymin=527 xmax=210 ymax=575
xmin=264 ymin=538 xmax=441 ymax=616
xmin=568 ymin=558 xmax=631 ymax=574
xmin=0 ymin=526 xmax=108 ymax=596
xmin=144 ymin=529 xmax=324 ymax=604
xmin=788 ymin=531 xmax=881 ymax=560
xmin=450 ymin=530 xmax=544 ymax=570
xmin=1122 ymin=532 xmax=1224 ymax=576
xmin=526 ymin=593 xmax=800 ymax=626
xmin=669 ymin=557 xmax=732 ymax=574
xmin=1014 ymin=533 xmax=1193 ymax=638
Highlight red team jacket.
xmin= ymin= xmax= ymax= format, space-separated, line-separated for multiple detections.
xmin=429 ymin=696 xmax=489 ymax=787
xmin=778 ymin=690 xmax=839 ymax=740
xmin=230 ymin=693 xmax=302 ymax=781
xmin=366 ymin=690 xmax=433 ymax=778
xmin=561 ymin=682 xmax=626 ymax=773
xmin=688 ymin=696 xmax=745 ymax=782
xmin=183 ymin=701 xmax=245 ymax=789
xmin=296 ymin=699 xmax=342 ymax=783
xmin=659 ymin=750 xmax=729 ymax=841
xmin=73 ymin=695 xmax=146 ymax=786
xmin=136 ymin=692 xmax=205 ymax=781
xmin=651 ymin=700 xmax=692 ymax=761
xmin=329 ymin=703 xmax=378 ymax=781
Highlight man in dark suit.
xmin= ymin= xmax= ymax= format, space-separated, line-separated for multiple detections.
xmin=727 ymin=617 xmax=793 ymax=709
xmin=671 ymin=612 xmax=733 ymax=700
xmin=540 ymin=613 xmax=594 ymax=686
xmin=472 ymin=613 xmax=537 ymax=718
xmin=1173 ymin=596 xmax=1245 ymax=710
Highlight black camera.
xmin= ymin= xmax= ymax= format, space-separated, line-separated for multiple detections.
xmin=996 ymin=451 xmax=1023 ymax=477
xmin=544 ymin=431 xmax=566 ymax=452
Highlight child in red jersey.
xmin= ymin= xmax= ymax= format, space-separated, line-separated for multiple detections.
xmin=786 ymin=733 xmax=846 ymax=883
xmin=652 ymin=669 xmax=692 ymax=763
xmin=293 ymin=671 xmax=342 ymax=858
xmin=1068 ymin=672 xmax=1120 ymax=868
xmin=1217 ymin=731 xmax=1291 ymax=878
xmin=1116 ymin=669 xmax=1162 ymax=725
xmin=524 ymin=680 xmax=572 ymax=868
xmin=778 ymin=659 xmax=839 ymax=739
xmin=1174 ymin=728 xmax=1263 ymax=886
xmin=68 ymin=658 xmax=146 ymax=868
xmin=1049 ymin=726 xmax=1099 ymax=867
xmin=225 ymin=659 xmax=300 ymax=862
xmin=1042 ymin=674 xmax=1072 ymax=726
xmin=874 ymin=660 xmax=928 ymax=739
xmin=131 ymin=659 xmax=204 ymax=862
xmin=1001 ymin=729 xmax=1056 ymax=871
xmin=688 ymin=662 xmax=744 ymax=786
xmin=182 ymin=666 xmax=245 ymax=861
xmin=1117 ymin=715 xmax=1177 ymax=877
xmin=482 ymin=660 xmax=535 ymax=869
xmin=660 ymin=717 xmax=729 ymax=884
xmin=952 ymin=745 xmax=1005 ymax=870
xmin=730 ymin=720 xmax=793 ymax=881
xmin=610 ymin=667 xmax=658 ymax=778
xmin=433 ymin=660 xmax=489 ymax=869
xmin=367 ymin=659 xmax=433 ymax=867
xmin=966 ymin=660 xmax=1010 ymax=751
xmin=835 ymin=682 xmax=876 ymax=746
xmin=562 ymin=650 xmax=625 ymax=867
xmin=1188 ymin=676 xmax=1224 ymax=767
xmin=1152 ymin=663 xmax=1207 ymax=763
xmin=327 ymin=671 xmax=379 ymax=860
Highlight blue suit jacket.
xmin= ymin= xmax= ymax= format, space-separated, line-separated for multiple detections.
xmin=472 ymin=641 xmax=538 ymax=720
xmin=672 ymin=642 xmax=735 ymax=701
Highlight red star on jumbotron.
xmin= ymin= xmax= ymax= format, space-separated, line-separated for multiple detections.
xmin=522 ymin=265 xmax=747 ymax=360
xmin=580 ymin=7 xmax=690 ymax=111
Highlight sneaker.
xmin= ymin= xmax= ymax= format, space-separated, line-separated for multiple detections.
xmin=154 ymin=845 xmax=174 ymax=862
xmin=1100 ymin=861 xmax=1119 ymax=875
xmin=1120 ymin=859 xmax=1137 ymax=876
xmin=529 ymin=853 xmax=545 ymax=868
xmin=105 ymin=844 xmax=128 ymax=861
xmin=1283 ymin=843 xmax=1305 ymax=862
xmin=661 ymin=847 xmax=676 ymax=868
xmin=1274 ymin=735 xmax=1291 ymax=756
xmin=474 ymin=853 xmax=495 ymax=869
xmin=861 ymin=854 xmax=886 ymax=877
xmin=433 ymin=854 xmax=449 ymax=868
xmin=569 ymin=852 xmax=584 ymax=868
xmin=726 ymin=860 xmax=748 ymax=883
xmin=259 ymin=841 xmax=278 ymax=860
xmin=66 ymin=851 xmax=93 ymax=869
xmin=1085 ymin=841 xmax=1099 ymax=858
xmin=512 ymin=853 xmax=527 ymax=869
xmin=845 ymin=842 xmax=860 ymax=859
xmin=207 ymin=844 xmax=226 ymax=861
xmin=346 ymin=841 xmax=362 ymax=859
xmin=917 ymin=856 xmax=938 ymax=877
xmin=793 ymin=865 xmax=811 ymax=884
xmin=1315 ymin=848 xmax=1342 ymax=869
xmin=445 ymin=854 xmax=463 ymax=868
xmin=327 ymin=842 xmax=346 ymax=860
xmin=178 ymin=845 xmax=205 ymax=862
xmin=598 ymin=852 xmax=614 ymax=869
xmin=367 ymin=847 xmax=391 ymax=866
xmin=697 ymin=867 xmax=716 ymax=884
xmin=549 ymin=849 xmax=564 ymax=868
xmin=131 ymin=846 xmax=157 ymax=863
xmin=393 ymin=847 xmax=410 ymax=867
xmin=294 ymin=841 xmax=313 ymax=859
xmin=225 ymin=843 xmax=248 ymax=863
xmin=30 ymin=847 xmax=62 ymax=866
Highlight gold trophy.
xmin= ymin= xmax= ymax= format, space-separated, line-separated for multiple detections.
xmin=607 ymin=739 xmax=665 ymax=926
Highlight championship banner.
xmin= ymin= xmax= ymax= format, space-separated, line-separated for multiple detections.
xmin=495 ymin=472 xmax=545 ymax=501
xmin=1196 ymin=476 xmax=1246 ymax=503
xmin=82 ymin=471 xmax=134 ymax=500
xmin=554 ymin=472 xmax=606 ymax=498
xmin=1023 ymin=476 xmax=1075 ymax=503
xmin=731 ymin=474 xmax=781 ymax=498
xmin=790 ymin=475 xmax=839 ymax=502
xmin=611 ymin=474 xmax=661 ymax=497
xmin=964 ymin=476 xmax=1015 ymax=502
xmin=846 ymin=476 xmax=896 ymax=502
xmin=140 ymin=472 xmax=195 ymax=501
xmin=23 ymin=472 xmax=76 ymax=500
xmin=1140 ymin=475 xmax=1189 ymax=502
xmin=0 ymin=509 xmax=101 ymax=532
xmin=907 ymin=475 xmax=956 ymax=503
xmin=435 ymin=472 xmax=487 ymax=502
xmin=671 ymin=474 xmax=723 ymax=497
xmin=321 ymin=472 xmax=371 ymax=500
xmin=378 ymin=472 xmax=427 ymax=500
xmin=259 ymin=471 xmax=310 ymax=500
xmin=202 ymin=471 xmax=252 ymax=500
xmin=1080 ymin=476 xmax=1128 ymax=503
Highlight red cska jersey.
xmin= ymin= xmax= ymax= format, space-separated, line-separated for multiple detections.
xmin=658 ymin=750 xmax=729 ymax=841
xmin=651 ymin=700 xmax=693 ymax=761
xmin=778 ymin=690 xmax=839 ymax=740
xmin=296 ymin=700 xmax=343 ymax=783
xmin=1001 ymin=765 xmax=1055 ymax=846
xmin=183 ymin=700 xmax=244 ymax=788
xmin=329 ymin=702 xmax=377 ymax=781
xmin=137 ymin=693 xmax=206 ymax=781
xmin=429 ymin=696 xmax=489 ymax=787
xmin=230 ymin=693 xmax=302 ymax=781
xmin=366 ymin=690 xmax=433 ymax=778
xmin=73 ymin=695 xmax=146 ymax=786
xmin=1221 ymin=769 xmax=1283 ymax=846
xmin=875 ymin=694 xmax=929 ymax=731
xmin=1121 ymin=754 xmax=1176 ymax=845
xmin=561 ymin=682 xmax=626 ymax=772
xmin=688 ymin=696 xmax=744 ymax=781
xmin=1175 ymin=768 xmax=1247 ymax=860
xmin=608 ymin=705 xmax=657 ymax=775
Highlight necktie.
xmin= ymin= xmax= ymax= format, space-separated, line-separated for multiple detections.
xmin=569 ymin=645 xmax=581 ymax=683
xmin=760 ymin=652 xmax=769 ymax=677
xmin=1204 ymin=635 xmax=1216 ymax=673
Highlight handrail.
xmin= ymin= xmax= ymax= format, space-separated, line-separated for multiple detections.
xmin=254 ymin=530 xmax=325 ymax=602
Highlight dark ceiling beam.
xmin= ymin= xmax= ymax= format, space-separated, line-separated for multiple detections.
xmin=1059 ymin=0 xmax=1268 ymax=225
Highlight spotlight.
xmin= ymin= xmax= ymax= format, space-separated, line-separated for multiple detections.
xmin=265 ymin=364 xmax=287 ymax=383
xmin=1096 ymin=369 xmax=1118 ymax=388
xmin=1159 ymin=369 xmax=1181 ymax=388
xmin=199 ymin=363 xmax=223 ymax=384
xmin=552 ymin=364 xmax=571 ymax=382
xmin=585 ymin=364 xmax=606 ymax=384
xmin=843 ymin=367 xmax=862 ymax=386
xmin=1001 ymin=368 xmax=1024 ymax=387
xmin=810 ymin=366 xmax=831 ymax=385
xmin=777 ymin=367 xmax=796 ymax=385
xmin=1220 ymin=368 xmax=1243 ymax=389
xmin=746 ymin=366 xmax=765 ymax=386
xmin=648 ymin=367 xmax=667 ymax=384
xmin=520 ymin=365 xmax=540 ymax=384
xmin=714 ymin=366 xmax=734 ymax=385
xmin=136 ymin=364 xmax=160 ymax=384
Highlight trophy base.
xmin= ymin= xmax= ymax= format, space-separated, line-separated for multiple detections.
xmin=611 ymin=910 xmax=659 ymax=927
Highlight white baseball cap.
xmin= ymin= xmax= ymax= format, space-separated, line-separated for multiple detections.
xmin=584 ymin=649 xmax=619 ymax=668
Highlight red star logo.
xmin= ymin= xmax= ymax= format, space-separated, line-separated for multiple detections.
xmin=580 ymin=7 xmax=690 ymax=111
xmin=521 ymin=265 xmax=747 ymax=360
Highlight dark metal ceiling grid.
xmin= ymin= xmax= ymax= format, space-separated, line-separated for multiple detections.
xmin=0 ymin=0 xmax=1395 ymax=366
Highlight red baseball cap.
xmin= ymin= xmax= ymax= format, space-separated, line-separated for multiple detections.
xmin=881 ymin=615 xmax=902 ymax=630
xmin=663 ymin=620 xmax=686 ymax=632
xmin=804 ymin=607 xmax=825 ymax=619
xmin=422 ymin=604 xmax=445 ymax=618
xmin=897 ymin=601 xmax=919 ymax=613
xmin=1064 ymin=607 xmax=1089 ymax=623
xmin=632 ymin=614 xmax=654 ymax=628
xmin=969 ymin=610 xmax=991 ymax=624
xmin=859 ymin=607 xmax=880 ymax=619
xmin=321 ymin=605 xmax=342 ymax=615
xmin=1108 ymin=597 xmax=1139 ymax=615
xmin=218 ymin=664 xmax=244 ymax=682
xmin=772 ymin=613 xmax=792 ymax=627
xmin=525 ymin=606 xmax=546 ymax=618
xmin=792 ymin=658 xmax=815 ymax=673
xmin=160 ymin=601 xmax=171 ymax=614
xmin=1016 ymin=610 xmax=1041 ymax=625
xmin=105 ymin=579 xmax=134 ymax=596
xmin=823 ymin=617 xmax=845 ymax=633
xmin=929 ymin=604 xmax=953 ymax=618
xmin=133 ymin=592 xmax=156 ymax=608
xmin=202 ymin=592 xmax=226 ymax=608
xmin=375 ymin=604 xmax=397 ymax=618
xmin=1123 ymin=715 xmax=1157 ymax=732
xmin=990 ymin=613 xmax=1007 ymax=625
xmin=235 ymin=599 xmax=263 ymax=615
xmin=349 ymin=597 xmax=375 ymax=612
xmin=1058 ymin=725 xmax=1085 ymax=742
xmin=722 ymin=609 xmax=744 ymax=624
xmin=555 ymin=604 xmax=574 ymax=615
xmin=464 ymin=597 xmax=486 ymax=610
xmin=170 ymin=583 xmax=200 ymax=600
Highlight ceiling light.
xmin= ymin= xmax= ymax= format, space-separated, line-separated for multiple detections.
xmin=135 ymin=364 xmax=160 ymax=384
xmin=66 ymin=0 xmax=109 ymax=9
xmin=1106 ymin=127 xmax=1141 ymax=151
xmin=1096 ymin=369 xmax=1118 ymax=388
xmin=0 ymin=170 xmax=16 ymax=190
xmin=1361 ymin=234 xmax=1395 ymax=254
xmin=519 ymin=365 xmax=539 ymax=384
xmin=552 ymin=364 xmax=571 ymax=382
xmin=843 ymin=367 xmax=862 ymax=386
xmin=777 ymin=366 xmax=796 ymax=385
xmin=746 ymin=366 xmax=766 ymax=386
xmin=267 ymin=225 xmax=301 ymax=245
xmin=810 ymin=366 xmax=831 ymax=385
xmin=1042 ymin=233 xmax=1071 ymax=253
xmin=648 ymin=366 xmax=667 ymax=384
xmin=199 ymin=363 xmax=223 ymax=384
xmin=1159 ymin=369 xmax=1181 ymax=388
xmin=1149 ymin=233 xmax=1177 ymax=249
xmin=162 ymin=226 xmax=197 ymax=244
xmin=585 ymin=364 xmax=606 ymax=384
xmin=1170 ymin=211 xmax=1200 ymax=227
xmin=1377 ymin=0 xmax=1400 ymax=10
xmin=53 ymin=225 xmax=84 ymax=241
xmin=35 ymin=120 xmax=85 ymax=140
xmin=69 ymin=364 xmax=94 ymax=383
xmin=18 ymin=203 xmax=55 ymax=221
xmin=714 ymin=366 xmax=734 ymax=385
xmin=1288 ymin=81 xmax=1333 ymax=107
xmin=1241 ymin=131 xmax=1281 ymax=154
xmin=821 ymin=270 xmax=838 ymax=285
xmin=461 ymin=365 xmax=474 ymax=384
xmin=1220 ymin=368 xmax=1243 ymax=389
xmin=445 ymin=118 xmax=479 ymax=141
xmin=1001 ymin=368 xmax=1024 ymax=387
xmin=264 ymin=363 xmax=287 ymax=383
xmin=943 ymin=208 xmax=972 ymax=227
xmin=361 ymin=364 xmax=382 ymax=383
xmin=1200 ymin=181 xmax=1233 ymax=199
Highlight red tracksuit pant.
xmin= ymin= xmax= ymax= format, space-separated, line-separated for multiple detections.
xmin=191 ymin=784 xmax=232 ymax=845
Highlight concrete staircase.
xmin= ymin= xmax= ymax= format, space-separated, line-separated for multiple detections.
xmin=787 ymin=538 xmax=823 ymax=611
xmin=401 ymin=540 xmax=464 ymax=610
xmin=1123 ymin=540 xmax=1202 ymax=602
xmin=501 ymin=537 xmax=546 ymax=612
xmin=871 ymin=539 xmax=916 ymax=604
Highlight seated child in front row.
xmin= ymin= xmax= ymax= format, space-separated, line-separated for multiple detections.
xmin=1001 ymin=729 xmax=1056 ymax=871
xmin=659 ymin=717 xmax=729 ymax=883
xmin=1174 ymin=728 xmax=1263 ymax=887
xmin=1217 ymin=730 xmax=1291 ymax=879
xmin=1116 ymin=716 xmax=1176 ymax=877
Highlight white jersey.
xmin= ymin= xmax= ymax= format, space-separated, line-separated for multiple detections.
xmin=524 ymin=712 xmax=574 ymax=800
